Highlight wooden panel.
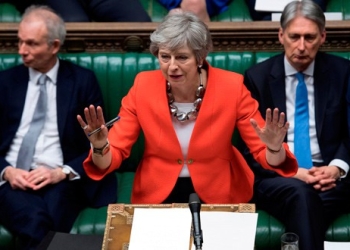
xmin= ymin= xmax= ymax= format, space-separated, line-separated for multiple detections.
xmin=1 ymin=21 xmax=350 ymax=53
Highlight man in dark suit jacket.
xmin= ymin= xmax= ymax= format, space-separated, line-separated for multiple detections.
xmin=0 ymin=5 xmax=116 ymax=249
xmin=242 ymin=1 xmax=350 ymax=250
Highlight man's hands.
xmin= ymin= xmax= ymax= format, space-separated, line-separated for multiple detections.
xmin=294 ymin=165 xmax=342 ymax=191
xmin=4 ymin=165 xmax=66 ymax=190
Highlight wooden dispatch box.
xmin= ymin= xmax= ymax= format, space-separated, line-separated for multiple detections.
xmin=102 ymin=203 xmax=256 ymax=250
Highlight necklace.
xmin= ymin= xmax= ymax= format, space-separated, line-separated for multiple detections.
xmin=166 ymin=70 xmax=205 ymax=122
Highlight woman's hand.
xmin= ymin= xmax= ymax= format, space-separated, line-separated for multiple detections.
xmin=250 ymin=108 xmax=288 ymax=150
xmin=77 ymin=105 xmax=112 ymax=169
xmin=77 ymin=105 xmax=108 ymax=147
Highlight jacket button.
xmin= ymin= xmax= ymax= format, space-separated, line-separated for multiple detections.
xmin=177 ymin=159 xmax=183 ymax=164
xmin=188 ymin=159 xmax=194 ymax=164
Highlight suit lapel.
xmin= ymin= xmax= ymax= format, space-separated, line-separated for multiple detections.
xmin=56 ymin=60 xmax=73 ymax=138
xmin=269 ymin=55 xmax=287 ymax=114
xmin=12 ymin=66 xmax=30 ymax=124
xmin=313 ymin=53 xmax=330 ymax=135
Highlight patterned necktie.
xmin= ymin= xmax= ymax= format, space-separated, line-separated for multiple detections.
xmin=16 ymin=74 xmax=48 ymax=170
xmin=294 ymin=72 xmax=313 ymax=169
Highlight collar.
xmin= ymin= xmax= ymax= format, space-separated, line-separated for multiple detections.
xmin=29 ymin=58 xmax=60 ymax=85
xmin=284 ymin=55 xmax=315 ymax=77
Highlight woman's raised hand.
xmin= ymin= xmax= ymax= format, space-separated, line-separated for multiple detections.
xmin=77 ymin=105 xmax=109 ymax=147
xmin=250 ymin=108 xmax=289 ymax=151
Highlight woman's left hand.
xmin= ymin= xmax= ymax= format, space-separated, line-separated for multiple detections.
xmin=250 ymin=108 xmax=289 ymax=151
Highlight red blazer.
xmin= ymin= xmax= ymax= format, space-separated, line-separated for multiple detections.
xmin=84 ymin=64 xmax=298 ymax=204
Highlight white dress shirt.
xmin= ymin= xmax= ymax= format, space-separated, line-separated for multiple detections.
xmin=172 ymin=102 xmax=195 ymax=178
xmin=284 ymin=56 xmax=349 ymax=176
xmin=1 ymin=60 xmax=79 ymax=185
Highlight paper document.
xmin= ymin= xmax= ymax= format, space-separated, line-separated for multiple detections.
xmin=191 ymin=212 xmax=258 ymax=250
xmin=128 ymin=208 xmax=258 ymax=250
xmin=255 ymin=0 xmax=293 ymax=12
xmin=128 ymin=208 xmax=192 ymax=250
xmin=324 ymin=241 xmax=350 ymax=250
xmin=272 ymin=12 xmax=343 ymax=21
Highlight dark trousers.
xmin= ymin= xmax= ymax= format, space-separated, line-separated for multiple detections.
xmin=0 ymin=181 xmax=86 ymax=250
xmin=2 ymin=0 xmax=151 ymax=22
xmin=163 ymin=177 xmax=196 ymax=204
xmin=252 ymin=176 xmax=350 ymax=250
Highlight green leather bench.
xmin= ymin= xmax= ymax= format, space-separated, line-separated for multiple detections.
xmin=1 ymin=51 xmax=350 ymax=249
xmin=0 ymin=0 xmax=350 ymax=22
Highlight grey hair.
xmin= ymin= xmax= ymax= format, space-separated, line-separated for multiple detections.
xmin=21 ymin=5 xmax=66 ymax=46
xmin=149 ymin=11 xmax=212 ymax=64
xmin=280 ymin=0 xmax=325 ymax=32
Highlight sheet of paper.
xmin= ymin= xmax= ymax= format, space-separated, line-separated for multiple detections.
xmin=128 ymin=208 xmax=192 ymax=250
xmin=272 ymin=12 xmax=343 ymax=21
xmin=255 ymin=0 xmax=293 ymax=12
xmin=324 ymin=241 xmax=350 ymax=250
xmin=191 ymin=212 xmax=258 ymax=250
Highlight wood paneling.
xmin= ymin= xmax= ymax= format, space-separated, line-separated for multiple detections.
xmin=1 ymin=21 xmax=350 ymax=53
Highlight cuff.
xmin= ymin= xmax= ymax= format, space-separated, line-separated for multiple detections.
xmin=329 ymin=159 xmax=349 ymax=178
xmin=62 ymin=165 xmax=80 ymax=180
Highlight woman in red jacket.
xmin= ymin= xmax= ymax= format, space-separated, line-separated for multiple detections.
xmin=77 ymin=11 xmax=298 ymax=204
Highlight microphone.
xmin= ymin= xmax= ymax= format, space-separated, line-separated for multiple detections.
xmin=189 ymin=193 xmax=203 ymax=250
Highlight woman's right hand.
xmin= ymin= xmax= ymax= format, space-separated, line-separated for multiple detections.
xmin=77 ymin=105 xmax=109 ymax=147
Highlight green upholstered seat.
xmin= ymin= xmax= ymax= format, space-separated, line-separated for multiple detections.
xmin=0 ymin=51 xmax=350 ymax=249
xmin=0 ymin=226 xmax=16 ymax=250
xmin=140 ymin=0 xmax=252 ymax=22
xmin=139 ymin=0 xmax=350 ymax=22
xmin=327 ymin=0 xmax=350 ymax=20
xmin=0 ymin=3 xmax=20 ymax=22
xmin=71 ymin=172 xmax=135 ymax=235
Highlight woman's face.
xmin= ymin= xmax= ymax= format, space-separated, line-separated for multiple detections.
xmin=158 ymin=45 xmax=200 ymax=87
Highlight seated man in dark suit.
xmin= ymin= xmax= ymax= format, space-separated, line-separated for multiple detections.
xmin=242 ymin=1 xmax=350 ymax=249
xmin=0 ymin=5 xmax=117 ymax=249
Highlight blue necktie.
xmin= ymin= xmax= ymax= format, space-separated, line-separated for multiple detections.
xmin=16 ymin=74 xmax=47 ymax=170
xmin=294 ymin=72 xmax=313 ymax=168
